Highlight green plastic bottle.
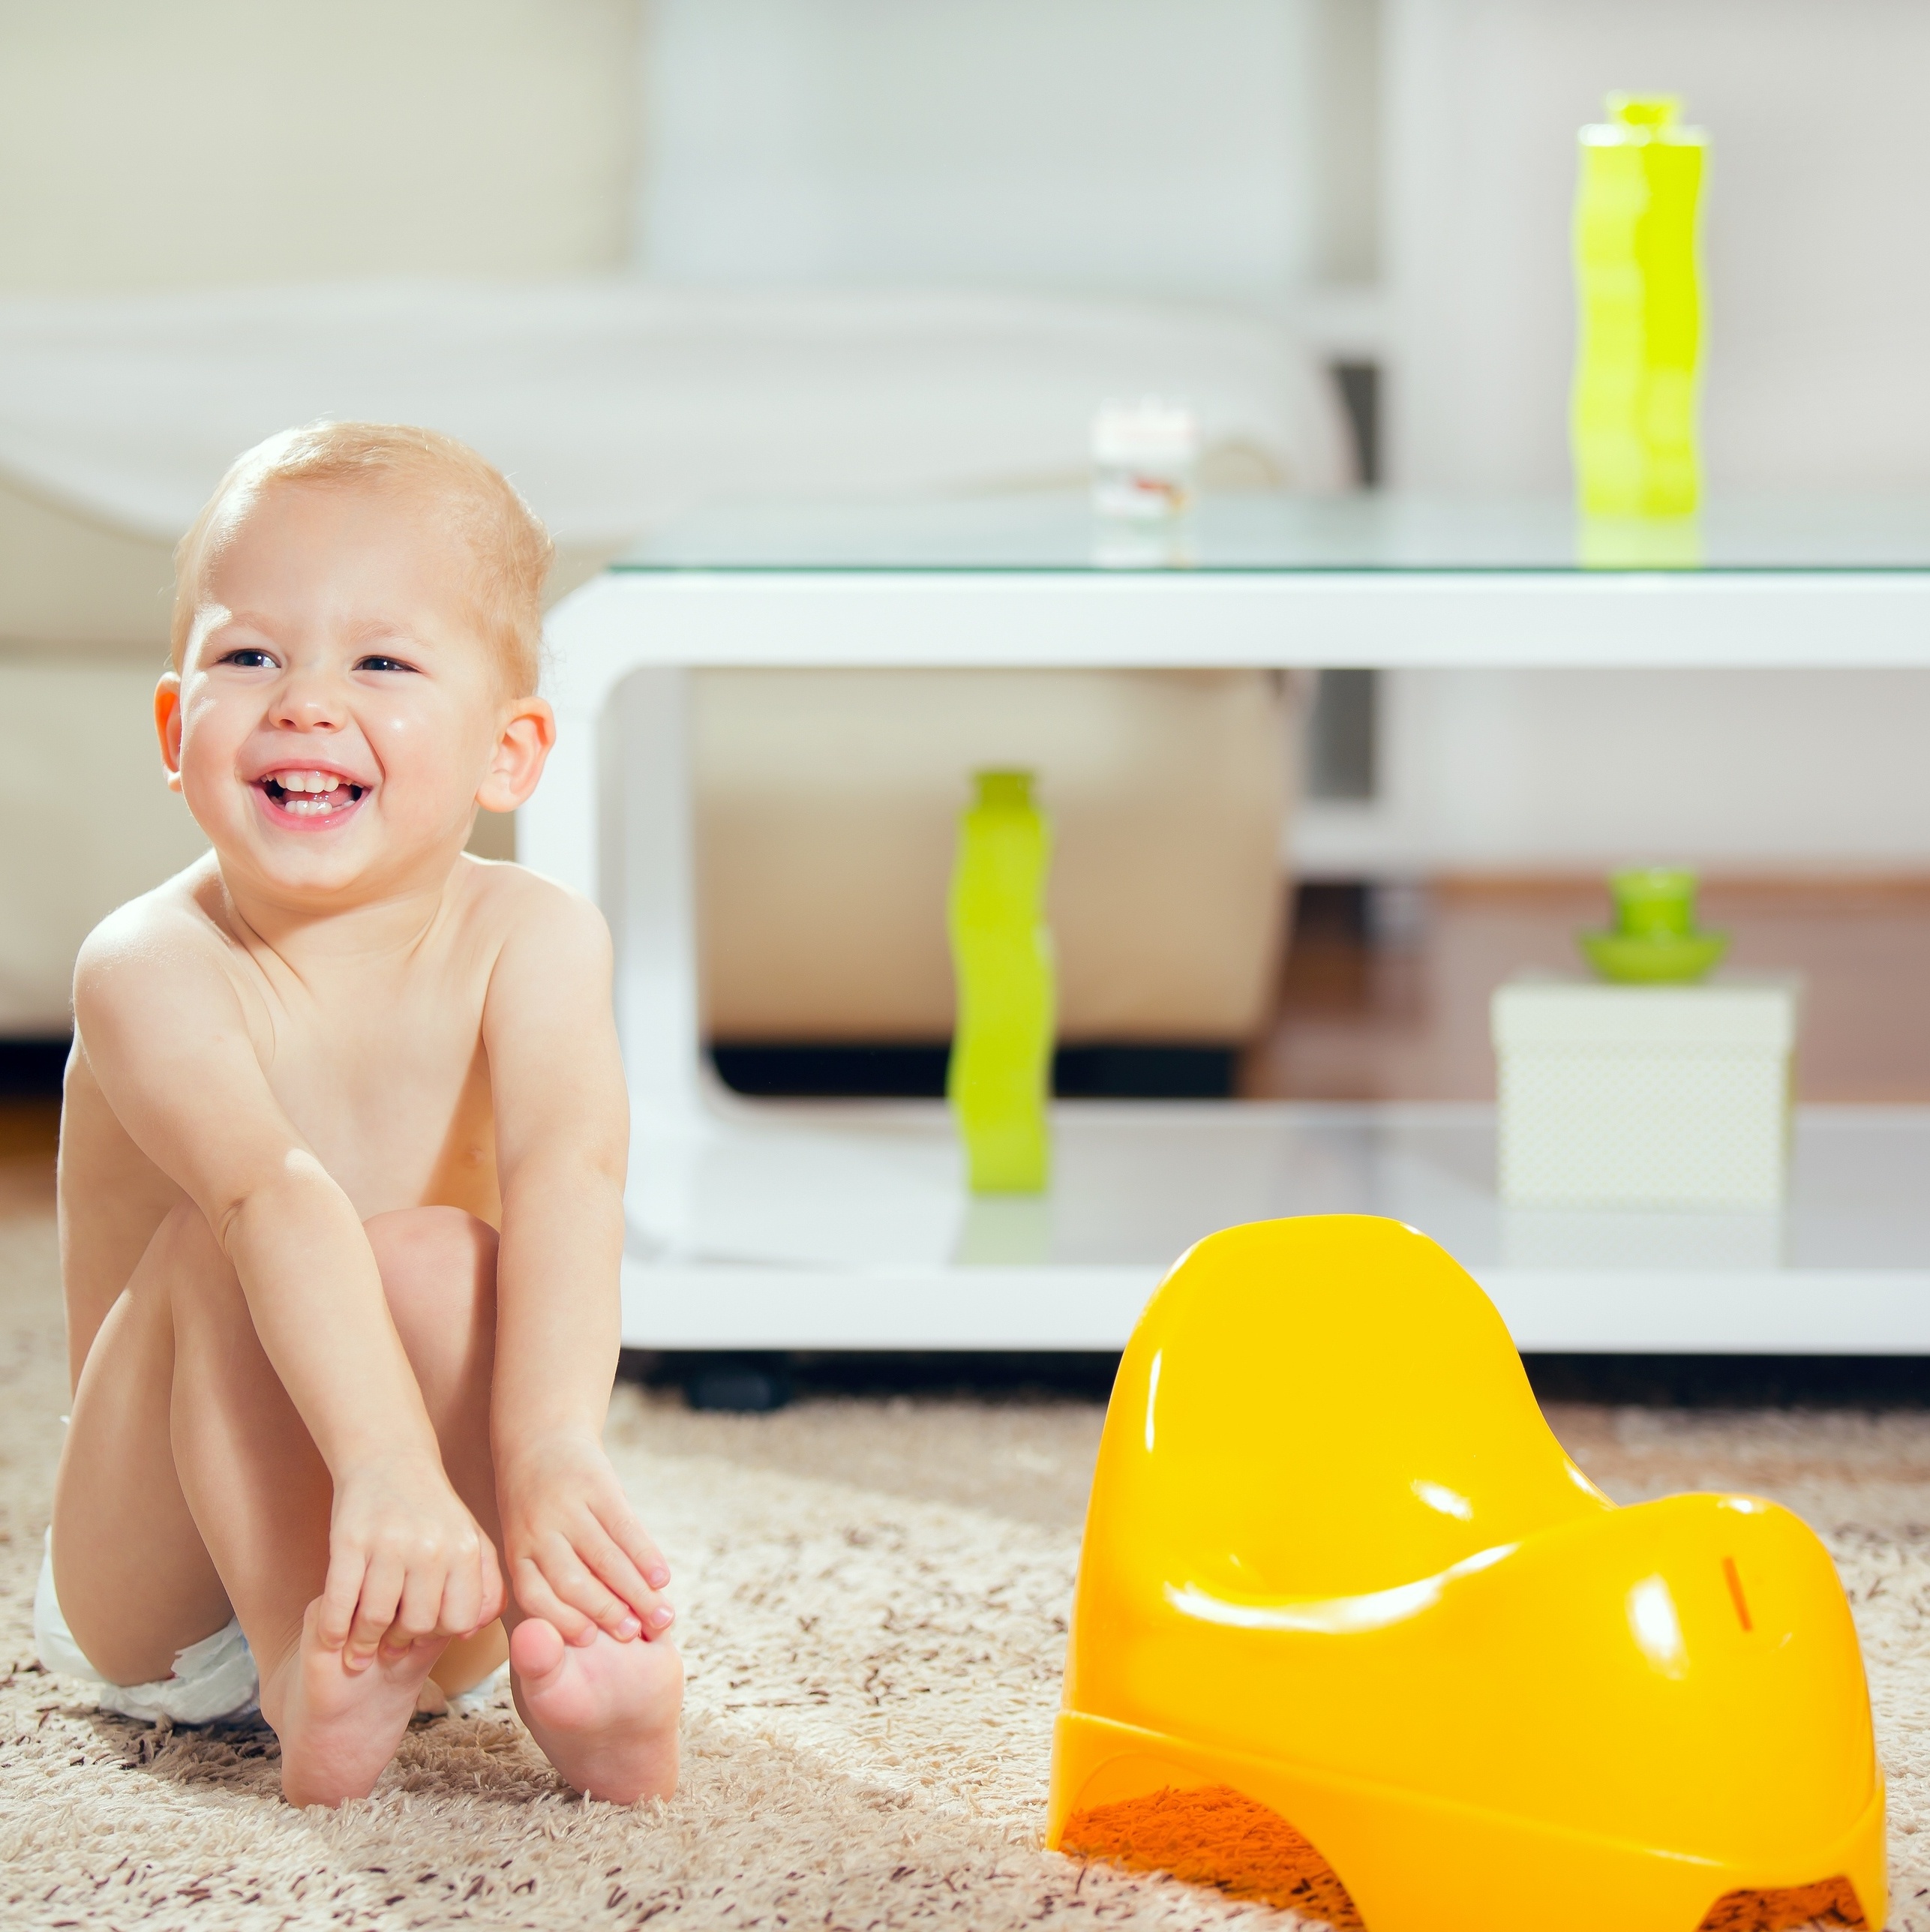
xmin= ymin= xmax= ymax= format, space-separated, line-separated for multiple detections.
xmin=947 ymin=770 xmax=1054 ymax=1193
xmin=1571 ymin=94 xmax=1707 ymax=518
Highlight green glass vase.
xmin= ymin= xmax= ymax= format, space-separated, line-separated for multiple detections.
xmin=947 ymin=770 xmax=1054 ymax=1193
xmin=1572 ymin=95 xmax=1707 ymax=519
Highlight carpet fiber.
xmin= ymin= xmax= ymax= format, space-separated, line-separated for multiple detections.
xmin=2 ymin=1209 xmax=1927 ymax=1930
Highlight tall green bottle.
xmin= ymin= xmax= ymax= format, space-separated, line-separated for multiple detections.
xmin=1572 ymin=94 xmax=1707 ymax=518
xmin=947 ymin=770 xmax=1054 ymax=1193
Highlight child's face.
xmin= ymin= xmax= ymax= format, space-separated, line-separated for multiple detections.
xmin=158 ymin=482 xmax=551 ymax=903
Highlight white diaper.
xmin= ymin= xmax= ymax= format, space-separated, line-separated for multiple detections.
xmin=33 ymin=1530 xmax=260 ymax=1725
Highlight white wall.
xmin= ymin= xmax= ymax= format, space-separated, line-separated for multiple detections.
xmin=0 ymin=0 xmax=643 ymax=292
xmin=1384 ymin=0 xmax=1930 ymax=494
xmin=638 ymin=0 xmax=1376 ymax=297
xmin=1301 ymin=669 xmax=1930 ymax=878
xmin=1292 ymin=0 xmax=1930 ymax=876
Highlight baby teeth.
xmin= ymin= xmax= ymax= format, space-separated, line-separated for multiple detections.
xmin=266 ymin=771 xmax=363 ymax=816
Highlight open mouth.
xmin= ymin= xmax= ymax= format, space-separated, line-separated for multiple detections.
xmin=257 ymin=769 xmax=368 ymax=820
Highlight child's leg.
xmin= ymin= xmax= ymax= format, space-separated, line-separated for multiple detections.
xmin=371 ymin=1209 xmax=682 ymax=1804
xmin=58 ymin=1198 xmax=449 ymax=1804
xmin=57 ymin=1201 xmax=677 ymax=1806
xmin=52 ymin=1204 xmax=245 ymax=1687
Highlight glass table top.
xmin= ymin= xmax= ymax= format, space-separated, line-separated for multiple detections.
xmin=612 ymin=490 xmax=1930 ymax=575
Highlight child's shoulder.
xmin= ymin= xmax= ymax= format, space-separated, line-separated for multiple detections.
xmin=460 ymin=856 xmax=616 ymax=1030
xmin=457 ymin=854 xmax=612 ymax=959
xmin=77 ymin=854 xmax=228 ymax=976
xmin=72 ymin=854 xmax=241 ymax=1028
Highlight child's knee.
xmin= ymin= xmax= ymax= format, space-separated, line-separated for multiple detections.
xmin=366 ymin=1207 xmax=497 ymax=1339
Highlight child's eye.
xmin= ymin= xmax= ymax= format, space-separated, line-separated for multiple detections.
xmin=220 ymin=648 xmax=276 ymax=669
xmin=356 ymin=655 xmax=419 ymax=674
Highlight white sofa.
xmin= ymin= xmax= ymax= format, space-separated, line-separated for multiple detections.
xmin=0 ymin=5 xmax=1346 ymax=1043
xmin=0 ymin=283 xmax=1344 ymax=1036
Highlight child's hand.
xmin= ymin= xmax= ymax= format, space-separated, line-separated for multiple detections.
xmin=497 ymin=1432 xmax=673 ymax=1645
xmin=320 ymin=1454 xmax=505 ymax=1671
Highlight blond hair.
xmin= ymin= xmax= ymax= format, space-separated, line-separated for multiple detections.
xmin=171 ymin=422 xmax=553 ymax=695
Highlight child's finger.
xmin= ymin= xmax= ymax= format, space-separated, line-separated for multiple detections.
xmin=437 ymin=1566 xmax=482 ymax=1644
xmin=386 ymin=1558 xmax=449 ymax=1652
xmin=317 ymin=1546 xmax=367 ymax=1652
xmin=476 ymin=1538 xmax=507 ymax=1629
xmin=597 ymin=1502 xmax=672 ymax=1594
xmin=511 ymin=1556 xmax=597 ymax=1646
xmin=347 ymin=1553 xmax=405 ymax=1664
xmin=436 ymin=1551 xmax=483 ymax=1642
xmin=576 ymin=1525 xmax=663 ymax=1625
xmin=439 ymin=1531 xmax=501 ymax=1639
xmin=541 ymin=1546 xmax=643 ymax=1640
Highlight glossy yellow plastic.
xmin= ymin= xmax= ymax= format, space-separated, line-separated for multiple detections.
xmin=1048 ymin=1216 xmax=1886 ymax=1932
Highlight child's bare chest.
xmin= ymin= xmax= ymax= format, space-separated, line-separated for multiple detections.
xmin=262 ymin=982 xmax=500 ymax=1223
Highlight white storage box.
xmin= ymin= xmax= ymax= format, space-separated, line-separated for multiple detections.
xmin=1493 ymin=976 xmax=1799 ymax=1208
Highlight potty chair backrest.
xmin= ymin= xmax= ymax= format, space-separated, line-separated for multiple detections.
xmin=1090 ymin=1216 xmax=1610 ymax=1603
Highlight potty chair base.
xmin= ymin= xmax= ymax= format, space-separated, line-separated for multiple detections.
xmin=1049 ymin=1712 xmax=1886 ymax=1932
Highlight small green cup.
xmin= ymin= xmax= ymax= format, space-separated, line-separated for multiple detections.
xmin=1610 ymin=867 xmax=1698 ymax=938
xmin=1579 ymin=867 xmax=1727 ymax=982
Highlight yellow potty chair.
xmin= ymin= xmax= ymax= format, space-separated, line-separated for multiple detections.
xmin=1047 ymin=1216 xmax=1886 ymax=1932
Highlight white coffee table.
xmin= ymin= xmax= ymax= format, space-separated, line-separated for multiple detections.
xmin=521 ymin=492 xmax=1930 ymax=1355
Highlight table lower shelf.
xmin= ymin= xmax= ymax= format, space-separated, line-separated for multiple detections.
xmin=620 ymin=1100 xmax=1930 ymax=1354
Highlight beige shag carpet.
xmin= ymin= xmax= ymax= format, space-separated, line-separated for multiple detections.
xmin=2 ymin=1202 xmax=1928 ymax=1930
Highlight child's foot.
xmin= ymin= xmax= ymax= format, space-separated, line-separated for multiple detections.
xmin=266 ymin=1600 xmax=445 ymax=1807
xmin=509 ymin=1617 xmax=682 ymax=1803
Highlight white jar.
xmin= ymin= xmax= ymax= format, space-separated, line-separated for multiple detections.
xmin=1091 ymin=397 xmax=1200 ymax=520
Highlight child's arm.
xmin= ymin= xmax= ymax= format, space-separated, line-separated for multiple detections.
xmin=74 ymin=911 xmax=503 ymax=1665
xmin=483 ymin=884 xmax=672 ymax=1644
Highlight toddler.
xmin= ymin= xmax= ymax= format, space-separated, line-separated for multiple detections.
xmin=40 ymin=422 xmax=681 ymax=1806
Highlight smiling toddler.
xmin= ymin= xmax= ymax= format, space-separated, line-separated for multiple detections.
xmin=41 ymin=422 xmax=681 ymax=1806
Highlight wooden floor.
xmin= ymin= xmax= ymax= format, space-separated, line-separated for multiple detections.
xmin=0 ymin=1096 xmax=56 ymax=1220
xmin=1241 ymin=874 xmax=1930 ymax=1104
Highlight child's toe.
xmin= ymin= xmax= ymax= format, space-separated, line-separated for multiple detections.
xmin=509 ymin=1616 xmax=567 ymax=1683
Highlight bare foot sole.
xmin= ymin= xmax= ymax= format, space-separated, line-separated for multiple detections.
xmin=266 ymin=1600 xmax=446 ymax=1807
xmin=510 ymin=1617 xmax=683 ymax=1802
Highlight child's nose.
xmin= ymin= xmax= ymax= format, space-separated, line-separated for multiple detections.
xmin=274 ymin=674 xmax=346 ymax=730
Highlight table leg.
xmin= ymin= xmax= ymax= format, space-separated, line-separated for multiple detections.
xmin=518 ymin=653 xmax=710 ymax=1143
xmin=611 ymin=665 xmax=710 ymax=1133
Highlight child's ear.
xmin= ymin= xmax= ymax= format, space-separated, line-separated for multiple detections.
xmin=476 ymin=696 xmax=557 ymax=814
xmin=155 ymin=672 xmax=185 ymax=793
